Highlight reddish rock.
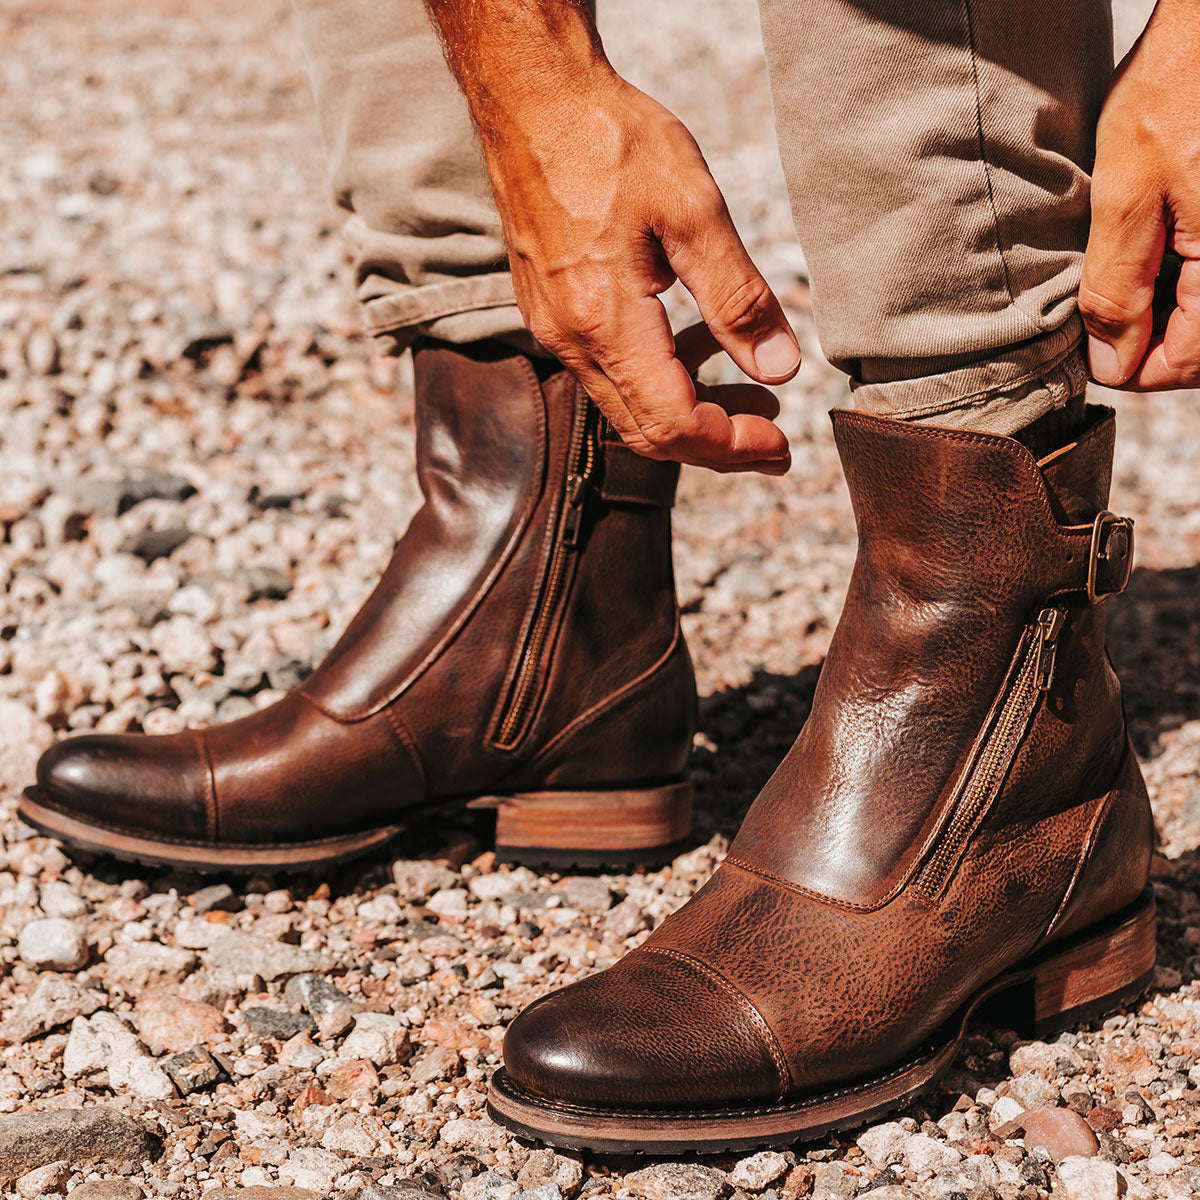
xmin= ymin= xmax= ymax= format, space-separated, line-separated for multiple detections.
xmin=996 ymin=1106 xmax=1100 ymax=1162
xmin=324 ymin=1058 xmax=379 ymax=1105
xmin=1087 ymin=1105 xmax=1123 ymax=1132
xmin=137 ymin=990 xmax=229 ymax=1055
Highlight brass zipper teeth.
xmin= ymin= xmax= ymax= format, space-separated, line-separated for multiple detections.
xmin=913 ymin=607 xmax=1064 ymax=897
xmin=494 ymin=398 xmax=596 ymax=749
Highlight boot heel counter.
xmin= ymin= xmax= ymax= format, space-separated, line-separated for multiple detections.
xmin=532 ymin=618 xmax=697 ymax=789
xmin=1045 ymin=738 xmax=1155 ymax=946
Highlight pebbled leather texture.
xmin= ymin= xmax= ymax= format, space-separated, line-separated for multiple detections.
xmin=502 ymin=403 xmax=1154 ymax=1111
xmin=34 ymin=341 xmax=696 ymax=847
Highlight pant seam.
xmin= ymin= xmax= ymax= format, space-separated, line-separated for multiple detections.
xmin=959 ymin=0 xmax=1045 ymax=343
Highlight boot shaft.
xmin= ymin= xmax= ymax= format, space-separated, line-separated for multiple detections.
xmin=733 ymin=406 xmax=1136 ymax=907
xmin=302 ymin=340 xmax=696 ymax=793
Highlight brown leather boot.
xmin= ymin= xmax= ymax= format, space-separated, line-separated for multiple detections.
xmin=489 ymin=404 xmax=1154 ymax=1153
xmin=21 ymin=341 xmax=696 ymax=872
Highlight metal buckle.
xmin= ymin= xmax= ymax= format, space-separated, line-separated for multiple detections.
xmin=1087 ymin=511 xmax=1134 ymax=603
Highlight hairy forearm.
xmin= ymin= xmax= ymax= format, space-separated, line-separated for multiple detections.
xmin=424 ymin=0 xmax=611 ymax=144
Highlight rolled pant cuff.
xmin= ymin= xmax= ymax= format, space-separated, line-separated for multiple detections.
xmin=361 ymin=272 xmax=535 ymax=355
xmin=849 ymin=317 xmax=1088 ymax=437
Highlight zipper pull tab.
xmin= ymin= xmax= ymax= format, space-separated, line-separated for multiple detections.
xmin=1034 ymin=607 xmax=1065 ymax=691
xmin=560 ymin=473 xmax=591 ymax=548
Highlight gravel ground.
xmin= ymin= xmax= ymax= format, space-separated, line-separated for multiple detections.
xmin=4 ymin=0 xmax=1200 ymax=1198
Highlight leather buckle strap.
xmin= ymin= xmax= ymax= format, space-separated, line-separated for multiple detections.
xmin=1086 ymin=511 xmax=1134 ymax=602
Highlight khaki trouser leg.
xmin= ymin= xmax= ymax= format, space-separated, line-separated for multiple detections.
xmin=757 ymin=0 xmax=1114 ymax=433
xmin=291 ymin=0 xmax=528 ymax=352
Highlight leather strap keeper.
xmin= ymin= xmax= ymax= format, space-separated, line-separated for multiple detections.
xmin=597 ymin=439 xmax=680 ymax=508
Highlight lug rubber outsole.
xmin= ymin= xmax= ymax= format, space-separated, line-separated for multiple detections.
xmin=486 ymin=888 xmax=1157 ymax=1154
xmin=18 ymin=780 xmax=693 ymax=875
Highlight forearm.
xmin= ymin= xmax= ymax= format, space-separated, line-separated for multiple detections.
xmin=424 ymin=0 xmax=611 ymax=145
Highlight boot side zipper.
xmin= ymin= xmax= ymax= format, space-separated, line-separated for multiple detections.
xmin=912 ymin=606 xmax=1065 ymax=897
xmin=493 ymin=397 xmax=598 ymax=750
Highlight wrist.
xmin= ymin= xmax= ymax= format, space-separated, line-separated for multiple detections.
xmin=430 ymin=1 xmax=617 ymax=144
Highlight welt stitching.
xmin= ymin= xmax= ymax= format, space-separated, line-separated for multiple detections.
xmin=643 ymin=946 xmax=792 ymax=1098
xmin=498 ymin=1042 xmax=935 ymax=1120
xmin=32 ymin=794 xmax=397 ymax=851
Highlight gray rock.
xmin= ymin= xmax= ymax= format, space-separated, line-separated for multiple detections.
xmin=207 ymin=930 xmax=335 ymax=980
xmin=284 ymin=972 xmax=354 ymax=1038
xmin=189 ymin=883 xmax=238 ymax=914
xmin=0 ymin=1107 xmax=160 ymax=1173
xmin=205 ymin=1190 xmax=320 ymax=1200
xmin=266 ymin=653 xmax=311 ymax=691
xmin=409 ymin=1044 xmax=460 ymax=1085
xmin=560 ymin=877 xmax=614 ymax=913
xmin=67 ymin=1183 xmax=146 ymax=1200
xmin=391 ymin=860 xmax=459 ymax=901
xmin=63 ymin=1012 xmax=175 ymax=1100
xmin=120 ymin=527 xmax=193 ymax=563
xmin=77 ymin=475 xmax=195 ymax=518
xmin=104 ymin=942 xmax=197 ymax=992
xmin=728 ymin=1150 xmax=792 ymax=1190
xmin=239 ymin=565 xmax=292 ymax=601
xmin=461 ymin=1176 xmax=518 ymax=1200
xmin=362 ymin=1183 xmax=450 ymax=1200
xmin=811 ymin=1162 xmax=859 ymax=1200
xmin=242 ymin=1005 xmax=317 ymax=1040
xmin=1055 ymin=1157 xmax=1122 ymax=1200
xmin=905 ymin=1133 xmax=962 ymax=1176
xmin=161 ymin=1045 xmax=225 ymax=1094
xmin=339 ymin=1011 xmax=411 ymax=1066
xmin=0 ymin=975 xmax=104 ymax=1044
xmin=857 ymin=1121 xmax=910 ymax=1168
xmin=18 ymin=917 xmax=88 ymax=971
xmin=1005 ymin=1069 xmax=1059 ymax=1110
xmin=623 ymin=1163 xmax=727 ymax=1200
xmin=516 ymin=1150 xmax=583 ymax=1197
xmin=1009 ymin=1039 xmax=1084 ymax=1078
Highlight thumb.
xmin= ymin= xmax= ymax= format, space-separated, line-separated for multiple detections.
xmin=664 ymin=188 xmax=801 ymax=385
xmin=1079 ymin=182 xmax=1167 ymax=386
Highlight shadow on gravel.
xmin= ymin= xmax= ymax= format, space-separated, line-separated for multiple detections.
xmin=1108 ymin=564 xmax=1200 ymax=758
xmin=690 ymin=664 xmax=823 ymax=843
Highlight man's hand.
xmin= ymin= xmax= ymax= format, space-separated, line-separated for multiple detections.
xmin=425 ymin=0 xmax=798 ymax=473
xmin=1081 ymin=0 xmax=1200 ymax=390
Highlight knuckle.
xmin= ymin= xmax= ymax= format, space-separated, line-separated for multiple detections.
xmin=637 ymin=417 xmax=688 ymax=453
xmin=686 ymin=183 xmax=727 ymax=227
xmin=557 ymin=293 xmax=608 ymax=351
xmin=526 ymin=312 xmax=567 ymax=354
xmin=1078 ymin=283 xmax=1149 ymax=334
xmin=713 ymin=275 xmax=773 ymax=333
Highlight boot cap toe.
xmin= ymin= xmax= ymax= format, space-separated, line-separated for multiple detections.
xmin=502 ymin=947 xmax=786 ymax=1110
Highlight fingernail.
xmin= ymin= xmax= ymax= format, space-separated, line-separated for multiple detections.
xmin=1088 ymin=335 xmax=1122 ymax=386
xmin=754 ymin=330 xmax=800 ymax=379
